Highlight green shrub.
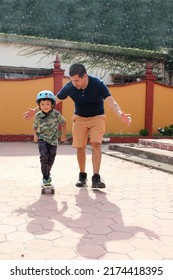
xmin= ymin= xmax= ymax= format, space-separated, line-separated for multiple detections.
xmin=158 ymin=124 xmax=173 ymax=136
xmin=139 ymin=129 xmax=148 ymax=136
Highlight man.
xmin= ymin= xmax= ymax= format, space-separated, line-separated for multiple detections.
xmin=24 ymin=63 xmax=131 ymax=189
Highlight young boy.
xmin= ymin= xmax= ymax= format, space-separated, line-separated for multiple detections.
xmin=33 ymin=90 xmax=66 ymax=188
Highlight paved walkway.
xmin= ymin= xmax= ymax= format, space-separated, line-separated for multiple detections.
xmin=0 ymin=142 xmax=173 ymax=260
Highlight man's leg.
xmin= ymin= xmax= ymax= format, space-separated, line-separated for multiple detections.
xmin=72 ymin=116 xmax=88 ymax=187
xmin=89 ymin=115 xmax=106 ymax=189
xmin=76 ymin=147 xmax=87 ymax=187
xmin=77 ymin=147 xmax=86 ymax=172
xmin=90 ymin=142 xmax=101 ymax=174
xmin=90 ymin=142 xmax=105 ymax=188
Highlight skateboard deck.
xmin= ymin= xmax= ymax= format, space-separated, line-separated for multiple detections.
xmin=41 ymin=184 xmax=55 ymax=195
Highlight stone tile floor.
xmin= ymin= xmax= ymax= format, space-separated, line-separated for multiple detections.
xmin=0 ymin=142 xmax=173 ymax=260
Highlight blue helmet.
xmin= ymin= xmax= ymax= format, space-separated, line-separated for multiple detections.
xmin=36 ymin=90 xmax=56 ymax=105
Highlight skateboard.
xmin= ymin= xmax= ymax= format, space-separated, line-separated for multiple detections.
xmin=41 ymin=184 xmax=55 ymax=195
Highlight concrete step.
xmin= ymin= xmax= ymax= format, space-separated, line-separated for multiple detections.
xmin=101 ymin=140 xmax=173 ymax=174
xmin=139 ymin=138 xmax=173 ymax=151
xmin=108 ymin=143 xmax=173 ymax=165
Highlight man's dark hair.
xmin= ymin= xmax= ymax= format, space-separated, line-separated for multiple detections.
xmin=69 ymin=63 xmax=87 ymax=77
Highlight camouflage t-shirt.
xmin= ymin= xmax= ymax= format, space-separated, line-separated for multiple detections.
xmin=33 ymin=109 xmax=65 ymax=145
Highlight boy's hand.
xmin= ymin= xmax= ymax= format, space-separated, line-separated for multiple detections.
xmin=60 ymin=135 xmax=67 ymax=142
xmin=23 ymin=108 xmax=36 ymax=120
xmin=34 ymin=135 xmax=38 ymax=143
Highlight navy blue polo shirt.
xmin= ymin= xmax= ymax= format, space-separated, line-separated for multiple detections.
xmin=56 ymin=76 xmax=111 ymax=117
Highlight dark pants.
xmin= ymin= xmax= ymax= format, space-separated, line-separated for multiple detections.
xmin=38 ymin=139 xmax=57 ymax=180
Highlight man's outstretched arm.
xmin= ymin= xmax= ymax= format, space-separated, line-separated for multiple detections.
xmin=105 ymin=96 xmax=132 ymax=126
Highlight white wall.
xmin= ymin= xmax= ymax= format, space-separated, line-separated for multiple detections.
xmin=0 ymin=43 xmax=54 ymax=68
xmin=0 ymin=43 xmax=112 ymax=84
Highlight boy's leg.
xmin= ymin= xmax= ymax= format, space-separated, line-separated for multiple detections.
xmin=38 ymin=140 xmax=49 ymax=181
xmin=47 ymin=144 xmax=57 ymax=179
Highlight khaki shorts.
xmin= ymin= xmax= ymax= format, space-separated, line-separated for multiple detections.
xmin=72 ymin=114 xmax=106 ymax=148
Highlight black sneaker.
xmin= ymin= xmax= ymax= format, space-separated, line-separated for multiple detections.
xmin=75 ymin=172 xmax=87 ymax=187
xmin=91 ymin=174 xmax=106 ymax=189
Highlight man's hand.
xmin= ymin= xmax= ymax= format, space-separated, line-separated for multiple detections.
xmin=121 ymin=112 xmax=132 ymax=126
xmin=23 ymin=108 xmax=36 ymax=120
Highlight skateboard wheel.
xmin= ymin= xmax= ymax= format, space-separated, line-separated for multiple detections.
xmin=41 ymin=189 xmax=45 ymax=194
xmin=51 ymin=189 xmax=55 ymax=195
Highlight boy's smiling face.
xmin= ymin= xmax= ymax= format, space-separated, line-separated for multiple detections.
xmin=39 ymin=99 xmax=53 ymax=113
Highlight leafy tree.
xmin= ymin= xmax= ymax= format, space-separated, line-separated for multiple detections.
xmin=0 ymin=0 xmax=172 ymax=50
